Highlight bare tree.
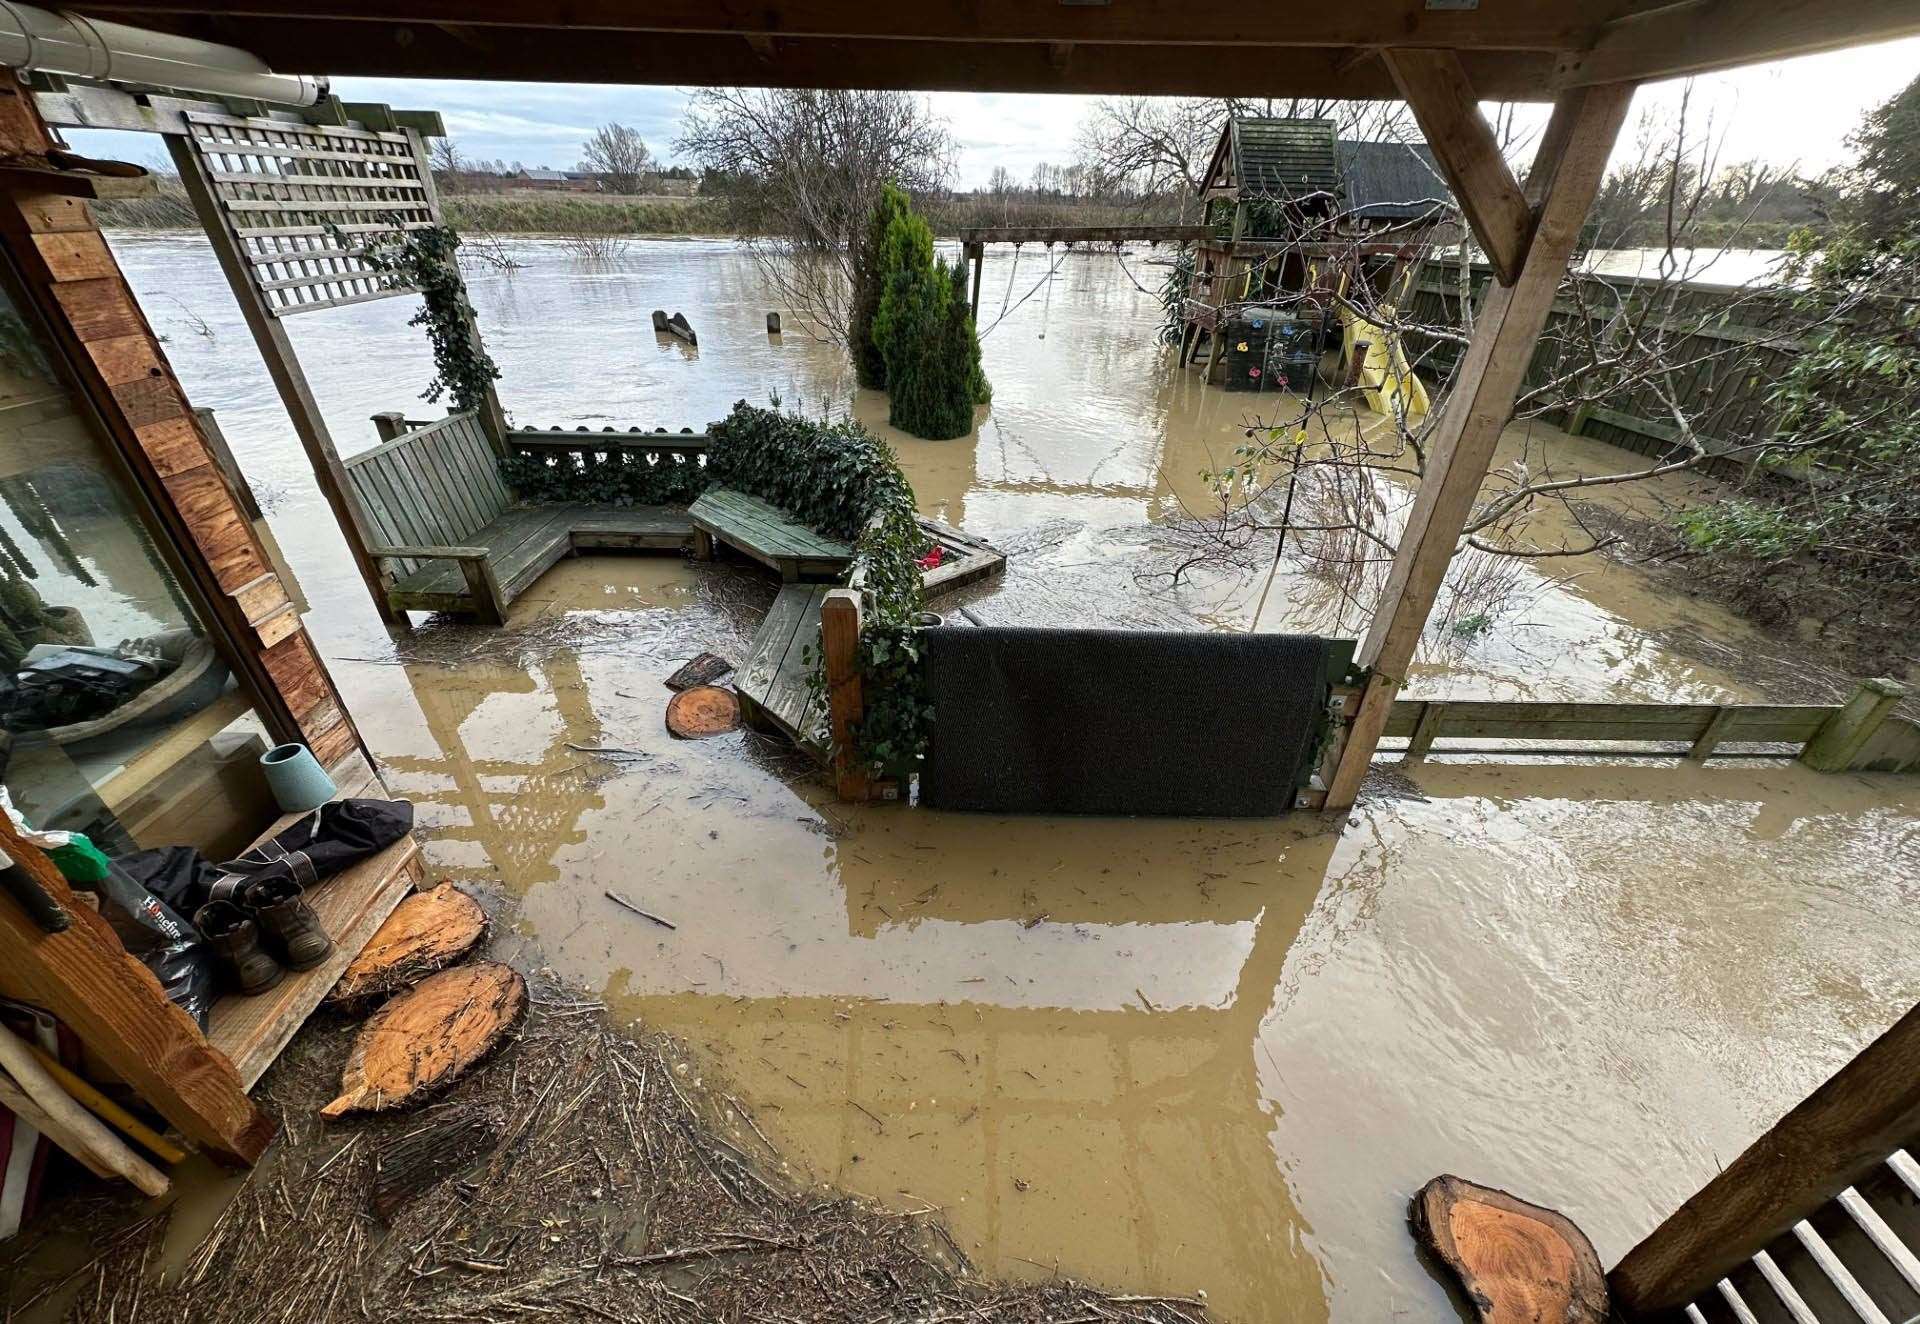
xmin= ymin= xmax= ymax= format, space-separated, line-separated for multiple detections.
xmin=580 ymin=122 xmax=652 ymax=194
xmin=675 ymin=88 xmax=954 ymax=345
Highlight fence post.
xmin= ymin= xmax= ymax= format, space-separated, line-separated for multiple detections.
xmin=371 ymin=411 xmax=408 ymax=443
xmin=821 ymin=589 xmax=871 ymax=802
xmin=1799 ymin=678 xmax=1907 ymax=772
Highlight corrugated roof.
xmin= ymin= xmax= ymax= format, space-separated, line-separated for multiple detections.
xmin=1228 ymin=118 xmax=1340 ymax=200
xmin=1335 ymin=140 xmax=1455 ymax=221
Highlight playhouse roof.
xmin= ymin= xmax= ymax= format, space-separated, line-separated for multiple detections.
xmin=1336 ymin=140 xmax=1455 ymax=221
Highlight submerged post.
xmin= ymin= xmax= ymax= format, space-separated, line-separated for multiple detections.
xmin=820 ymin=588 xmax=870 ymax=802
xmin=1799 ymin=677 xmax=1907 ymax=772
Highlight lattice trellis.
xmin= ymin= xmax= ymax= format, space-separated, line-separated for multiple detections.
xmin=182 ymin=111 xmax=441 ymax=317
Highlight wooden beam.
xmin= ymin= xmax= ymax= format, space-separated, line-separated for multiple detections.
xmin=1558 ymin=0 xmax=1920 ymax=89
xmin=820 ymin=588 xmax=871 ymax=802
xmin=78 ymin=0 xmax=1635 ymax=50
xmin=62 ymin=19 xmax=1565 ymax=100
xmin=0 ymin=814 xmax=274 ymax=1165
xmin=164 ymin=131 xmax=400 ymax=625
xmin=1609 ymin=1001 xmax=1920 ymax=1315
xmin=958 ymin=224 xmax=1209 ymax=245
xmin=1798 ymin=677 xmax=1907 ymax=772
xmin=1324 ymin=81 xmax=1633 ymax=810
xmin=1382 ymin=49 xmax=1533 ymax=286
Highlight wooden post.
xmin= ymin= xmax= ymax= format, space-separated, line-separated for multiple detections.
xmin=164 ymin=133 xmax=402 ymax=626
xmin=820 ymin=588 xmax=871 ymax=802
xmin=1609 ymin=1001 xmax=1920 ymax=1316
xmin=966 ymin=241 xmax=984 ymax=321
xmin=1685 ymin=705 xmax=1739 ymax=761
xmin=1799 ymin=677 xmax=1907 ymax=772
xmin=1403 ymin=701 xmax=1447 ymax=763
xmin=0 ymin=814 xmax=274 ymax=1165
xmin=1323 ymin=77 xmax=1633 ymax=811
xmin=371 ymin=410 xmax=409 ymax=443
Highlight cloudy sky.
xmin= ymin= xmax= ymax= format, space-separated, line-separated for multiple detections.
xmin=95 ymin=35 xmax=1920 ymax=187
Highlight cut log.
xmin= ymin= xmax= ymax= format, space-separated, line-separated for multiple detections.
xmin=664 ymin=651 xmax=733 ymax=691
xmin=321 ymin=961 xmax=526 ymax=1118
xmin=666 ymin=685 xmax=740 ymax=738
xmin=369 ymin=1105 xmax=502 ymax=1222
xmin=1410 ymin=1175 xmax=1607 ymax=1324
xmin=327 ymin=883 xmax=489 ymax=1011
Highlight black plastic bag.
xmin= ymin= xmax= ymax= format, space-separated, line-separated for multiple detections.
xmin=88 ymin=859 xmax=217 ymax=1028
xmin=208 ymin=798 xmax=413 ymax=903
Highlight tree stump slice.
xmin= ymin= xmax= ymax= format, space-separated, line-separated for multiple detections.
xmin=666 ymin=685 xmax=740 ymax=738
xmin=327 ymin=883 xmax=489 ymax=1011
xmin=321 ymin=961 xmax=527 ymax=1118
xmin=1411 ymin=1175 xmax=1607 ymax=1324
xmin=665 ymin=651 xmax=732 ymax=691
xmin=370 ymin=1105 xmax=502 ymax=1221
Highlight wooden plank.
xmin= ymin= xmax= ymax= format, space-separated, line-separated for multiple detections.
xmin=1325 ymin=82 xmax=1633 ymax=811
xmin=1688 ymin=706 xmax=1741 ymax=761
xmin=0 ymin=812 xmax=273 ymax=1164
xmin=1799 ymin=679 xmax=1907 ymax=773
xmin=1383 ymin=50 xmax=1533 ymax=286
xmin=1610 ymin=1002 xmax=1920 ymax=1316
xmin=822 ymin=588 xmax=869 ymax=799
xmin=1559 ymin=0 xmax=1920 ymax=89
xmin=766 ymin=587 xmax=829 ymax=740
xmin=735 ymin=582 xmax=816 ymax=705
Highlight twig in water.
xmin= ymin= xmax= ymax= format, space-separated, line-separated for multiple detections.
xmin=604 ymin=891 xmax=676 ymax=929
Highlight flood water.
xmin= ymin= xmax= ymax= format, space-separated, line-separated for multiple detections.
xmin=107 ymin=233 xmax=1918 ymax=1323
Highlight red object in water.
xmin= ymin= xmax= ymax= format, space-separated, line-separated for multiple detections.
xmin=917 ymin=546 xmax=944 ymax=570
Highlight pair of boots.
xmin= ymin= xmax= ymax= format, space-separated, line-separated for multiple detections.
xmin=195 ymin=879 xmax=333 ymax=995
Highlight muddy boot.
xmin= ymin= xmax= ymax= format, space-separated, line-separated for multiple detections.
xmin=195 ymin=900 xmax=283 ymax=995
xmin=245 ymin=878 xmax=333 ymax=971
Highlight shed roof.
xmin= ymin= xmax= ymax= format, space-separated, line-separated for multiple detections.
xmin=1335 ymin=140 xmax=1455 ymax=220
xmin=1228 ymin=118 xmax=1341 ymax=201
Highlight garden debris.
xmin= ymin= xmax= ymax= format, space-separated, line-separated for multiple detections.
xmin=666 ymin=686 xmax=741 ymax=738
xmin=7 ymin=979 xmax=1211 ymax=1324
xmin=369 ymin=1106 xmax=504 ymax=1222
xmin=322 ymin=962 xmax=528 ymax=1117
xmin=605 ymin=890 xmax=677 ymax=929
xmin=665 ymin=651 xmax=733 ymax=691
xmin=328 ymin=883 xmax=489 ymax=1010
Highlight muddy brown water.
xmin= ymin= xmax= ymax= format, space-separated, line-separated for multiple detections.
xmin=96 ymin=234 xmax=1919 ymax=1322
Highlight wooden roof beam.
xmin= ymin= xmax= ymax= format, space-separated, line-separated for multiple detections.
xmin=1558 ymin=0 xmax=1920 ymax=87
xmin=78 ymin=0 xmax=1637 ymax=51
xmin=1382 ymin=49 xmax=1533 ymax=286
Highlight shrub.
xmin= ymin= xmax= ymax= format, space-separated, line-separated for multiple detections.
xmin=870 ymin=192 xmax=988 ymax=439
xmin=849 ymin=183 xmax=911 ymax=390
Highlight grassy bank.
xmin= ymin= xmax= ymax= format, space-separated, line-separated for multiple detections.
xmin=95 ymin=183 xmax=1184 ymax=239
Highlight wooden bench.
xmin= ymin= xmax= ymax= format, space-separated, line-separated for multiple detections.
xmin=689 ymin=487 xmax=854 ymax=582
xmin=734 ymin=582 xmax=833 ymax=757
xmin=344 ymin=413 xmax=695 ymax=623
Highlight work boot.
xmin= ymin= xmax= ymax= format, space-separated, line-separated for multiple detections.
xmin=244 ymin=878 xmax=333 ymax=971
xmin=195 ymin=900 xmax=283 ymax=995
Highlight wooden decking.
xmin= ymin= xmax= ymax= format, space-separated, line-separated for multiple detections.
xmin=919 ymin=516 xmax=1007 ymax=597
xmin=735 ymin=583 xmax=831 ymax=759
xmin=386 ymin=504 xmax=694 ymax=614
xmin=204 ymin=751 xmax=422 ymax=1089
xmin=690 ymin=488 xmax=854 ymax=582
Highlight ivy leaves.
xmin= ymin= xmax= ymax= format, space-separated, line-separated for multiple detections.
xmin=347 ymin=220 xmax=501 ymax=414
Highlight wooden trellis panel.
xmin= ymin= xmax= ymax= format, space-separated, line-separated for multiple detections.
xmin=181 ymin=111 xmax=441 ymax=317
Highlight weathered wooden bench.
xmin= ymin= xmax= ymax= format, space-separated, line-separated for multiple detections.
xmin=689 ymin=488 xmax=855 ymax=582
xmin=734 ymin=583 xmax=832 ymax=756
xmin=343 ymin=413 xmax=695 ymax=623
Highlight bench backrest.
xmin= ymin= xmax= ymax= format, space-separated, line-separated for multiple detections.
xmin=344 ymin=412 xmax=511 ymax=577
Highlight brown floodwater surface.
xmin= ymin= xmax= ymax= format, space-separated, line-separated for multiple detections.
xmin=102 ymin=233 xmax=1920 ymax=1323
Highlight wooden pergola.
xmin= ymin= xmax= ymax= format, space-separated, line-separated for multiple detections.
xmin=6 ymin=6 xmax=1915 ymax=1313
xmin=66 ymin=0 xmax=1920 ymax=813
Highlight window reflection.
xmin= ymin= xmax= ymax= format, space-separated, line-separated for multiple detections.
xmin=0 ymin=276 xmax=274 ymax=860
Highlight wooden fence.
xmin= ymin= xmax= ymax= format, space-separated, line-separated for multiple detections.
xmin=1374 ymin=682 xmax=1918 ymax=773
xmin=1401 ymin=261 xmax=1811 ymax=478
xmin=504 ymin=425 xmax=710 ymax=471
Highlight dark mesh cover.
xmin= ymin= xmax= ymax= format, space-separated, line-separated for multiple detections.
xmin=919 ymin=626 xmax=1330 ymax=816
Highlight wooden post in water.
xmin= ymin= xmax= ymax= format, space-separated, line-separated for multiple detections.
xmin=966 ymin=241 xmax=984 ymax=321
xmin=1323 ymin=71 xmax=1634 ymax=810
xmin=1799 ymin=677 xmax=1907 ymax=772
xmin=820 ymin=588 xmax=871 ymax=802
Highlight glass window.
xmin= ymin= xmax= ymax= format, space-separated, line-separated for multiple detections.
xmin=0 ymin=269 xmax=276 ymax=861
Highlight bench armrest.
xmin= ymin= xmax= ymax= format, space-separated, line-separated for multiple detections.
xmin=367 ymin=543 xmax=489 ymax=561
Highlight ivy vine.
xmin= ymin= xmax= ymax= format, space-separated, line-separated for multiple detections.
xmin=344 ymin=220 xmax=501 ymax=413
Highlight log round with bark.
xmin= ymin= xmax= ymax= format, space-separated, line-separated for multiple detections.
xmin=1411 ymin=1174 xmax=1607 ymax=1324
xmin=666 ymin=685 xmax=740 ymax=738
xmin=327 ymin=882 xmax=488 ymax=1010
xmin=321 ymin=961 xmax=527 ymax=1117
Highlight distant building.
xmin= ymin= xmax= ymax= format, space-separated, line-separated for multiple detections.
xmin=513 ymin=167 xmax=597 ymax=192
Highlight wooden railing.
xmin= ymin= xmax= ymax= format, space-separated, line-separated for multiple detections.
xmin=1375 ymin=682 xmax=1917 ymax=773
